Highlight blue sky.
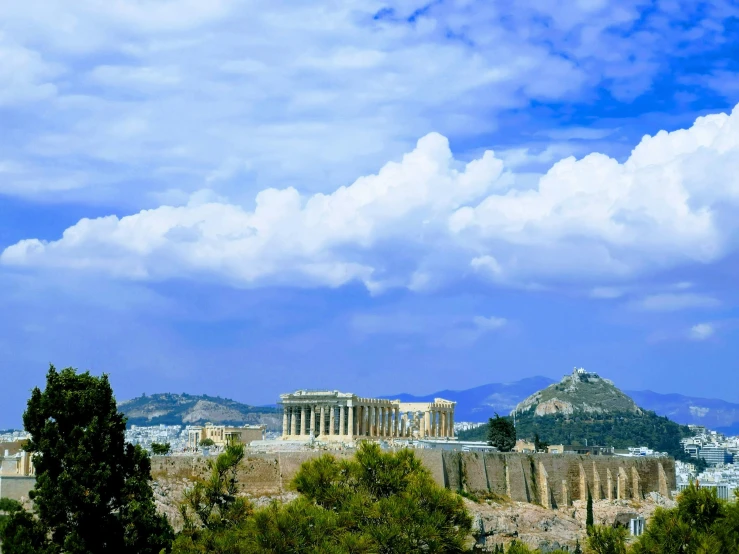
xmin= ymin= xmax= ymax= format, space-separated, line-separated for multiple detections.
xmin=2 ymin=0 xmax=739 ymax=426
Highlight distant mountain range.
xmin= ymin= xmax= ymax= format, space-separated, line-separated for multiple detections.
xmin=386 ymin=376 xmax=739 ymax=435
xmin=118 ymin=377 xmax=739 ymax=435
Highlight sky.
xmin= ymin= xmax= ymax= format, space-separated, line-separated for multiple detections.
xmin=2 ymin=0 xmax=739 ymax=426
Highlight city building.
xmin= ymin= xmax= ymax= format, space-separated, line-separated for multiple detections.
xmin=698 ymin=445 xmax=734 ymax=466
xmin=0 ymin=448 xmax=35 ymax=503
xmin=279 ymin=390 xmax=456 ymax=441
xmin=513 ymin=439 xmax=536 ymax=453
xmin=187 ymin=423 xmax=267 ymax=449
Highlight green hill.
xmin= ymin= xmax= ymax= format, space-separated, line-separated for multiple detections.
xmin=458 ymin=368 xmax=693 ymax=460
xmin=119 ymin=393 xmax=281 ymax=431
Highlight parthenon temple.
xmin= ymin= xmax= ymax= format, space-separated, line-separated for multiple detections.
xmin=279 ymin=390 xmax=456 ymax=440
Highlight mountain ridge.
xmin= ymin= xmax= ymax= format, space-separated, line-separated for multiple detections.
xmin=386 ymin=376 xmax=739 ymax=434
xmin=119 ymin=393 xmax=281 ymax=431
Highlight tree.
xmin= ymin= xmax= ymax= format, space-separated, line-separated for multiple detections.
xmin=487 ymin=414 xmax=516 ymax=452
xmin=0 ymin=499 xmax=50 ymax=554
xmin=631 ymin=482 xmax=739 ymax=553
xmin=151 ymin=442 xmax=171 ymax=456
xmin=0 ymin=365 xmax=173 ymax=554
xmin=573 ymin=538 xmax=582 ymax=554
xmin=172 ymin=442 xmax=472 ymax=554
xmin=586 ymin=525 xmax=627 ymax=554
xmin=533 ymin=433 xmax=548 ymax=453
xmin=199 ymin=438 xmax=215 ymax=448
xmin=586 ymin=489 xmax=594 ymax=531
xmin=173 ymin=444 xmax=253 ymax=553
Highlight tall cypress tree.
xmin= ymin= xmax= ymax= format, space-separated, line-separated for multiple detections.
xmin=586 ymin=488 xmax=594 ymax=532
xmin=0 ymin=365 xmax=173 ymax=554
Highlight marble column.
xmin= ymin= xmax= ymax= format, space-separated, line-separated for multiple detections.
xmin=383 ymin=407 xmax=389 ymax=436
xmin=393 ymin=407 xmax=399 ymax=437
xmin=420 ymin=414 xmax=426 ymax=438
xmin=320 ymin=405 xmax=326 ymax=437
xmin=290 ymin=407 xmax=297 ymax=437
xmin=339 ymin=405 xmax=345 ymax=436
xmin=348 ymin=405 xmax=354 ymax=438
xmin=301 ymin=406 xmax=308 ymax=436
xmin=310 ymin=406 xmax=316 ymax=437
xmin=282 ymin=408 xmax=288 ymax=437
xmin=449 ymin=410 xmax=454 ymax=437
xmin=440 ymin=411 xmax=446 ymax=437
xmin=329 ymin=405 xmax=335 ymax=436
xmin=357 ymin=405 xmax=363 ymax=435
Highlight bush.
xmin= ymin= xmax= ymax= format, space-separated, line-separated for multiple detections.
xmin=172 ymin=442 xmax=473 ymax=554
xmin=587 ymin=525 xmax=627 ymax=554
xmin=152 ymin=442 xmax=171 ymax=456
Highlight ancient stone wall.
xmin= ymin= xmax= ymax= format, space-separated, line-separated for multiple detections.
xmin=0 ymin=476 xmax=34 ymax=502
xmin=149 ymin=450 xmax=676 ymax=507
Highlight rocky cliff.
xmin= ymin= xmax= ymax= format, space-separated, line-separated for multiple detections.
xmin=513 ymin=369 xmax=641 ymax=417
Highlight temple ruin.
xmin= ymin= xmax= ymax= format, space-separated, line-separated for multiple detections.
xmin=279 ymin=389 xmax=456 ymax=440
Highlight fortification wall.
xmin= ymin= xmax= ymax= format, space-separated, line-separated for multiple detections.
xmin=150 ymin=450 xmax=675 ymax=507
xmin=0 ymin=476 xmax=34 ymax=502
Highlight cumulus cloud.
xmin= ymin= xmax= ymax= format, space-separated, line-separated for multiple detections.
xmin=6 ymin=105 xmax=739 ymax=289
xmin=0 ymin=0 xmax=734 ymax=204
xmin=689 ymin=323 xmax=715 ymax=340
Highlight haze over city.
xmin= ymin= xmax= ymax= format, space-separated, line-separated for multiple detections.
xmin=3 ymin=1 xmax=739 ymax=428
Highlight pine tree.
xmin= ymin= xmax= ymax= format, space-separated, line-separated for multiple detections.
xmin=574 ymin=538 xmax=582 ymax=554
xmin=0 ymin=365 xmax=173 ymax=554
xmin=487 ymin=413 xmax=516 ymax=452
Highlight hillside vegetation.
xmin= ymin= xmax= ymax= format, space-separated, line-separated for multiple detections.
xmin=459 ymin=370 xmax=693 ymax=460
xmin=119 ymin=393 xmax=281 ymax=430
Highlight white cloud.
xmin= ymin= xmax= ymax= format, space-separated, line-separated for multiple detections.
xmin=1 ymin=133 xmax=505 ymax=287
xmin=589 ymin=287 xmax=626 ymax=299
xmin=473 ymin=316 xmax=508 ymax=331
xmin=0 ymin=0 xmax=730 ymax=204
xmin=634 ymin=293 xmax=720 ymax=312
xmin=6 ymin=105 xmax=739 ymax=289
xmin=0 ymin=34 xmax=59 ymax=105
xmin=689 ymin=323 xmax=715 ymax=341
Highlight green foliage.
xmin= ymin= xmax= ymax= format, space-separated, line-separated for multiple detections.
xmin=533 ymin=433 xmax=548 ymax=453
xmin=173 ymin=444 xmax=253 ymax=553
xmin=574 ymin=538 xmax=582 ymax=554
xmin=0 ymin=365 xmax=173 ymax=554
xmin=172 ymin=442 xmax=473 ymax=554
xmin=460 ymin=410 xmax=691 ymax=461
xmin=487 ymin=413 xmax=516 ymax=452
xmin=506 ymin=541 xmax=535 ymax=553
xmin=199 ymin=438 xmax=215 ymax=447
xmin=586 ymin=489 xmax=594 ymax=530
xmin=631 ymin=482 xmax=739 ymax=553
xmin=586 ymin=526 xmax=627 ymax=554
xmin=151 ymin=442 xmax=171 ymax=455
